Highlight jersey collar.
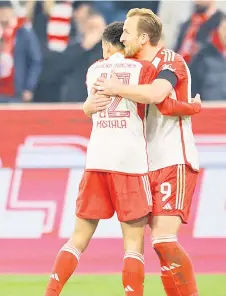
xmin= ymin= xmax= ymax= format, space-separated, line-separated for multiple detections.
xmin=109 ymin=52 xmax=124 ymax=61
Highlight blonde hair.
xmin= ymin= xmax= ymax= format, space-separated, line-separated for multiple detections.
xmin=126 ymin=8 xmax=162 ymax=46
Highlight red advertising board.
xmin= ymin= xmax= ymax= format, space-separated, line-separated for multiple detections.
xmin=0 ymin=104 xmax=225 ymax=274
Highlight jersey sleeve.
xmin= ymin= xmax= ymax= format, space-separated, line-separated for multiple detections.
xmin=156 ymin=69 xmax=178 ymax=88
xmin=156 ymin=98 xmax=201 ymax=116
xmin=138 ymin=62 xmax=155 ymax=84
xmin=86 ymin=59 xmax=104 ymax=96
xmin=86 ymin=64 xmax=96 ymax=96
xmin=158 ymin=52 xmax=187 ymax=82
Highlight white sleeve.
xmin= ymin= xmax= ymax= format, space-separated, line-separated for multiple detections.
xmin=86 ymin=65 xmax=95 ymax=96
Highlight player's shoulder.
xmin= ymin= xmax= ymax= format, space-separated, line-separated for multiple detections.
xmin=126 ymin=58 xmax=152 ymax=67
xmin=155 ymin=48 xmax=187 ymax=74
xmin=160 ymin=48 xmax=185 ymax=64
xmin=125 ymin=58 xmax=154 ymax=74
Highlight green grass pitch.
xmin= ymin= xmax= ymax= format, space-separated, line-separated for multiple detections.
xmin=1 ymin=274 xmax=225 ymax=295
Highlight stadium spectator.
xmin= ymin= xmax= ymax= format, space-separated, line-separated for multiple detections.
xmin=27 ymin=1 xmax=73 ymax=54
xmin=112 ymin=1 xmax=160 ymax=22
xmin=26 ymin=0 xmax=53 ymax=53
xmin=34 ymin=4 xmax=104 ymax=103
xmin=71 ymin=1 xmax=95 ymax=42
xmin=174 ymin=0 xmax=223 ymax=64
xmin=93 ymin=1 xmax=160 ymax=24
xmin=0 ymin=1 xmax=42 ymax=102
xmin=62 ymin=10 xmax=105 ymax=102
xmin=190 ymin=14 xmax=226 ymax=101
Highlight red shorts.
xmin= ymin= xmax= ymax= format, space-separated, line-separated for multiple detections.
xmin=148 ymin=164 xmax=198 ymax=223
xmin=76 ymin=171 xmax=152 ymax=222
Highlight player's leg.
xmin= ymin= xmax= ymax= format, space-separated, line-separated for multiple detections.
xmin=45 ymin=217 xmax=99 ymax=296
xmin=121 ymin=216 xmax=147 ymax=296
xmin=110 ymin=173 xmax=152 ymax=296
xmin=149 ymin=165 xmax=199 ymax=296
xmin=45 ymin=172 xmax=114 ymax=296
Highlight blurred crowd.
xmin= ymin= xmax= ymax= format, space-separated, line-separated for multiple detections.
xmin=0 ymin=0 xmax=225 ymax=103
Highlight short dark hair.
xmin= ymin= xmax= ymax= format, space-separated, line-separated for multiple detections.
xmin=102 ymin=22 xmax=124 ymax=49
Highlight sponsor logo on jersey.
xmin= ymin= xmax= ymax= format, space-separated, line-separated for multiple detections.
xmin=162 ymin=63 xmax=176 ymax=73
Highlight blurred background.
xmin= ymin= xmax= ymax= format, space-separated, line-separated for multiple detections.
xmin=0 ymin=0 xmax=225 ymax=295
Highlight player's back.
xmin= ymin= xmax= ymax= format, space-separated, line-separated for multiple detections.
xmin=86 ymin=53 xmax=153 ymax=174
xmin=147 ymin=48 xmax=199 ymax=171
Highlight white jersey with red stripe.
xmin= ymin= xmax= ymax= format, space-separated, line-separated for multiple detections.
xmin=86 ymin=53 xmax=154 ymax=174
xmin=147 ymin=48 xmax=199 ymax=171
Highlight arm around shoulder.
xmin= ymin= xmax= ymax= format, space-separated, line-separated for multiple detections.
xmin=116 ymin=79 xmax=173 ymax=104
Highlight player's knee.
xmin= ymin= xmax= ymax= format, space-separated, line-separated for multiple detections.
xmin=124 ymin=235 xmax=144 ymax=254
xmin=69 ymin=218 xmax=99 ymax=252
xmin=150 ymin=215 xmax=181 ymax=238
xmin=121 ymin=217 xmax=147 ymax=253
xmin=68 ymin=232 xmax=88 ymax=252
xmin=152 ymin=235 xmax=178 ymax=259
xmin=68 ymin=235 xmax=88 ymax=252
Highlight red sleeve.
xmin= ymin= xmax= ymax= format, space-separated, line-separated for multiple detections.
xmin=158 ymin=52 xmax=187 ymax=81
xmin=138 ymin=61 xmax=155 ymax=84
xmin=156 ymin=98 xmax=201 ymax=116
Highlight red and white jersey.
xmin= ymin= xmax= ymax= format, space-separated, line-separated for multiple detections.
xmin=86 ymin=53 xmax=153 ymax=174
xmin=147 ymin=48 xmax=199 ymax=171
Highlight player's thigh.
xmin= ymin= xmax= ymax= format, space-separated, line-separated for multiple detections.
xmin=120 ymin=216 xmax=148 ymax=254
xmin=149 ymin=165 xmax=198 ymax=234
xmin=68 ymin=216 xmax=99 ymax=252
xmin=109 ymin=173 xmax=152 ymax=222
xmin=151 ymin=215 xmax=182 ymax=238
xmin=76 ymin=171 xmax=114 ymax=220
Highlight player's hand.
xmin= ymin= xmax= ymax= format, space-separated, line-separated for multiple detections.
xmin=82 ymin=31 xmax=102 ymax=50
xmin=191 ymin=93 xmax=201 ymax=104
xmin=83 ymin=89 xmax=111 ymax=116
xmin=94 ymin=71 xmax=121 ymax=96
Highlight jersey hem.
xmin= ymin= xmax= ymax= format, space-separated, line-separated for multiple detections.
xmin=85 ymin=168 xmax=149 ymax=176
xmin=148 ymin=163 xmax=199 ymax=172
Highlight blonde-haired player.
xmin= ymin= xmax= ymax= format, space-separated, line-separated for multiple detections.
xmin=94 ymin=8 xmax=200 ymax=296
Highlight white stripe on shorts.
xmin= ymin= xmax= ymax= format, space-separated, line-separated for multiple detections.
xmin=175 ymin=165 xmax=186 ymax=210
xmin=141 ymin=175 xmax=152 ymax=206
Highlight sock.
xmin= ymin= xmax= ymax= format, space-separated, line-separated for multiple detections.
xmin=122 ymin=251 xmax=145 ymax=296
xmin=153 ymin=236 xmax=199 ymax=296
xmin=44 ymin=245 xmax=81 ymax=296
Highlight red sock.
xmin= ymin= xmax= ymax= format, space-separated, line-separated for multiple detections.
xmin=44 ymin=245 xmax=81 ymax=296
xmin=153 ymin=236 xmax=199 ymax=296
xmin=122 ymin=251 xmax=145 ymax=296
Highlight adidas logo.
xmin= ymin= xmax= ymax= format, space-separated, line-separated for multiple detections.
xmin=161 ymin=263 xmax=181 ymax=272
xmin=163 ymin=203 xmax=172 ymax=210
xmin=162 ymin=64 xmax=176 ymax=73
xmin=125 ymin=285 xmax=134 ymax=292
xmin=50 ymin=273 xmax=59 ymax=281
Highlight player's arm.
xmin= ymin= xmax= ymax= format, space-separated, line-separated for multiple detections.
xmin=83 ymin=90 xmax=111 ymax=117
xmin=94 ymin=69 xmax=201 ymax=116
xmin=83 ymin=65 xmax=111 ymax=117
xmin=157 ymin=95 xmax=201 ymax=116
xmin=83 ymin=97 xmax=93 ymax=118
xmin=94 ymin=71 xmax=170 ymax=104
xmin=153 ymin=68 xmax=201 ymax=116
